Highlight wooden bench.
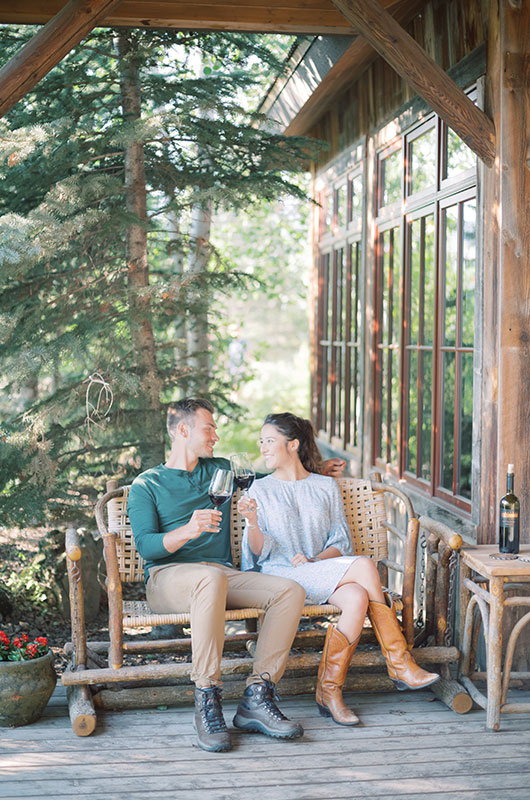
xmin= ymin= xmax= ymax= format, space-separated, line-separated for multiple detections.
xmin=62 ymin=476 xmax=469 ymax=735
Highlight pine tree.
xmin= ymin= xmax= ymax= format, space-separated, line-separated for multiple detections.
xmin=0 ymin=25 xmax=318 ymax=525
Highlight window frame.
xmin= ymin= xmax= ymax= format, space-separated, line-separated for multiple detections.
xmin=372 ymin=112 xmax=477 ymax=514
xmin=315 ymin=154 xmax=365 ymax=457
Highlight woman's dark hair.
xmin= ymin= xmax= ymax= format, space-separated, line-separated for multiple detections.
xmin=263 ymin=412 xmax=323 ymax=474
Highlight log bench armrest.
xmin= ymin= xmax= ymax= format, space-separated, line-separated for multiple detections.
xmin=65 ymin=527 xmax=82 ymax=561
xmin=419 ymin=516 xmax=464 ymax=551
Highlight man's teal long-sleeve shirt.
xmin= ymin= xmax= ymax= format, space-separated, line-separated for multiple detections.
xmin=127 ymin=458 xmax=233 ymax=581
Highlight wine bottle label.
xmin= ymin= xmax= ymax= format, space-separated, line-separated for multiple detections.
xmin=500 ymin=511 xmax=519 ymax=520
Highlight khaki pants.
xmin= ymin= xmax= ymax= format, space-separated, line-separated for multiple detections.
xmin=146 ymin=562 xmax=306 ymax=688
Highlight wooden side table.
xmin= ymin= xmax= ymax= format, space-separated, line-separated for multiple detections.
xmin=458 ymin=544 xmax=530 ymax=729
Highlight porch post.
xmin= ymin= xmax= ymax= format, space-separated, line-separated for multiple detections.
xmin=484 ymin=0 xmax=530 ymax=543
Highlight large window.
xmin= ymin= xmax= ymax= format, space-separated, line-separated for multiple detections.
xmin=316 ymin=163 xmax=363 ymax=453
xmin=373 ymin=112 xmax=477 ymax=512
xmin=315 ymin=98 xmax=478 ymax=513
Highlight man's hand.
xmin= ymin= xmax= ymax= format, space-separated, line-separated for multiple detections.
xmin=185 ymin=508 xmax=222 ymax=539
xmin=237 ymin=495 xmax=259 ymax=527
xmin=321 ymin=457 xmax=347 ymax=478
xmin=291 ymin=552 xmax=312 ymax=567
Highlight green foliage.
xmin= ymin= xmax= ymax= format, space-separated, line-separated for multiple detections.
xmin=0 ymin=553 xmax=50 ymax=609
xmin=0 ymin=25 xmax=319 ymax=525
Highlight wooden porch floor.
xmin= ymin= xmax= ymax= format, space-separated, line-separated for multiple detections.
xmin=1 ymin=686 xmax=530 ymax=800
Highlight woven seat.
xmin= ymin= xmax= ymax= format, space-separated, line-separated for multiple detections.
xmin=105 ymin=478 xmax=405 ymax=631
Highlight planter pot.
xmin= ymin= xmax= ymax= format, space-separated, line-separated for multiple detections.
xmin=0 ymin=651 xmax=57 ymax=727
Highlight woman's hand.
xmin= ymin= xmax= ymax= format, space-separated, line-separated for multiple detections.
xmin=291 ymin=552 xmax=312 ymax=567
xmin=320 ymin=458 xmax=347 ymax=478
xmin=237 ymin=495 xmax=258 ymax=527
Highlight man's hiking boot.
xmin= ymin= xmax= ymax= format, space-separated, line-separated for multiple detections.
xmin=194 ymin=686 xmax=231 ymax=752
xmin=233 ymin=676 xmax=303 ymax=739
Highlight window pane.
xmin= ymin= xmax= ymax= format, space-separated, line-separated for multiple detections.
xmin=441 ymin=352 xmax=455 ymax=491
xmin=410 ymin=127 xmax=436 ymax=194
xmin=409 ymin=220 xmax=421 ymax=345
xmin=390 ymin=350 xmax=399 ymax=464
xmin=391 ymin=232 xmax=401 ymax=344
xmin=461 ymin=199 xmax=476 ymax=348
xmin=444 ymin=206 xmax=458 ymax=346
xmin=406 ymin=349 xmax=418 ymax=474
xmin=379 ymin=353 xmax=388 ymax=460
xmin=336 ymin=184 xmax=347 ymax=229
xmin=446 ymin=129 xmax=476 ymax=179
xmin=350 ymin=175 xmax=362 ymax=222
xmin=334 ymin=249 xmax=344 ymax=438
xmin=382 ymin=233 xmax=391 ymax=345
xmin=381 ymin=150 xmax=402 ymax=207
xmin=423 ymin=216 xmax=435 ymax=346
xmin=349 ymin=242 xmax=361 ymax=449
xmin=420 ymin=352 xmax=432 ymax=481
xmin=378 ymin=227 xmax=400 ymax=465
xmin=459 ymin=352 xmax=473 ymax=499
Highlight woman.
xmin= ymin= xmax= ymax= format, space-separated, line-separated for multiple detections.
xmin=238 ymin=412 xmax=439 ymax=726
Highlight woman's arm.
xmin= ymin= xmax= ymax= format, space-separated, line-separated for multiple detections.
xmin=291 ymin=545 xmax=342 ymax=567
xmin=313 ymin=545 xmax=342 ymax=560
xmin=237 ymin=495 xmax=264 ymax=556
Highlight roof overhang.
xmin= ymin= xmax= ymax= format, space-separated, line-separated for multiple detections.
xmin=0 ymin=0 xmax=357 ymax=35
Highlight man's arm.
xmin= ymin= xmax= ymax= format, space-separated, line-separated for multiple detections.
xmin=162 ymin=509 xmax=222 ymax=553
xmin=128 ymin=481 xmax=221 ymax=559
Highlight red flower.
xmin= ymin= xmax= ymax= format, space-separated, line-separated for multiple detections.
xmin=0 ymin=631 xmax=10 ymax=645
xmin=12 ymin=637 xmax=24 ymax=648
xmin=25 ymin=643 xmax=38 ymax=658
xmin=35 ymin=637 xmax=47 ymax=646
xmin=20 ymin=633 xmax=29 ymax=644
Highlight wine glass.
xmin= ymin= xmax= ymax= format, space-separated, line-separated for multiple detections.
xmin=208 ymin=468 xmax=234 ymax=508
xmin=230 ymin=452 xmax=256 ymax=494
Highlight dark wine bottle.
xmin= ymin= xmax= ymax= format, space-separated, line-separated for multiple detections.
xmin=499 ymin=464 xmax=520 ymax=554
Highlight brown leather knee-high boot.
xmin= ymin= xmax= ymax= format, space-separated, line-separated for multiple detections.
xmin=368 ymin=598 xmax=440 ymax=690
xmin=316 ymin=624 xmax=360 ymax=725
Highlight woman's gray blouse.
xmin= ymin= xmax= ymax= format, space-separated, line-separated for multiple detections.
xmin=241 ymin=473 xmax=360 ymax=604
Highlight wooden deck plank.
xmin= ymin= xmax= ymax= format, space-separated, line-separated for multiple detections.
xmin=2 ymin=689 xmax=530 ymax=800
xmin=2 ymin=771 xmax=530 ymax=798
xmin=2 ymin=739 xmax=528 ymax=768
xmin=3 ymin=754 xmax=530 ymax=782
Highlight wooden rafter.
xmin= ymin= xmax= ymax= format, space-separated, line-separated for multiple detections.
xmin=330 ymin=0 xmax=496 ymax=166
xmin=282 ymin=0 xmax=425 ymax=136
xmin=0 ymin=0 xmax=124 ymax=119
xmin=0 ymin=0 xmax=357 ymax=35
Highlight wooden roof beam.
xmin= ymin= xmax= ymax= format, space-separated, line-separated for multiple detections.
xmin=282 ymin=0 xmax=425 ymax=136
xmin=0 ymin=1 xmax=356 ymax=35
xmin=0 ymin=0 xmax=124 ymax=119
xmin=331 ymin=0 xmax=496 ymax=166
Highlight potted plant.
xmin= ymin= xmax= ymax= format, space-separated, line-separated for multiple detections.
xmin=0 ymin=630 xmax=57 ymax=727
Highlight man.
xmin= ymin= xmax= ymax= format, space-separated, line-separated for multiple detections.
xmin=128 ymin=398 xmax=345 ymax=752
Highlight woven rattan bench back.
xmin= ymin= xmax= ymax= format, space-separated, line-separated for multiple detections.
xmin=107 ymin=478 xmax=389 ymax=583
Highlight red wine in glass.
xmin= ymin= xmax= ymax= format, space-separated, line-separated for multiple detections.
xmin=208 ymin=491 xmax=232 ymax=508
xmin=233 ymin=473 xmax=255 ymax=492
xmin=208 ymin=468 xmax=234 ymax=511
xmin=230 ymin=453 xmax=255 ymax=495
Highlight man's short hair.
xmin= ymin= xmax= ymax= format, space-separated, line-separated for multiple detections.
xmin=166 ymin=398 xmax=215 ymax=436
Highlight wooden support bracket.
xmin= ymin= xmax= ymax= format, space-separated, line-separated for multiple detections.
xmin=330 ymin=0 xmax=496 ymax=166
xmin=0 ymin=0 xmax=123 ymax=119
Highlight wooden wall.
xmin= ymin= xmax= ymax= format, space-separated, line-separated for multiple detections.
xmin=309 ymin=0 xmax=489 ymax=168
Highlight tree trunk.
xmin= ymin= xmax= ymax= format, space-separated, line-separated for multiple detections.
xmin=186 ymin=198 xmax=212 ymax=395
xmin=166 ymin=208 xmax=188 ymax=377
xmin=116 ymin=31 xmax=164 ymax=467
